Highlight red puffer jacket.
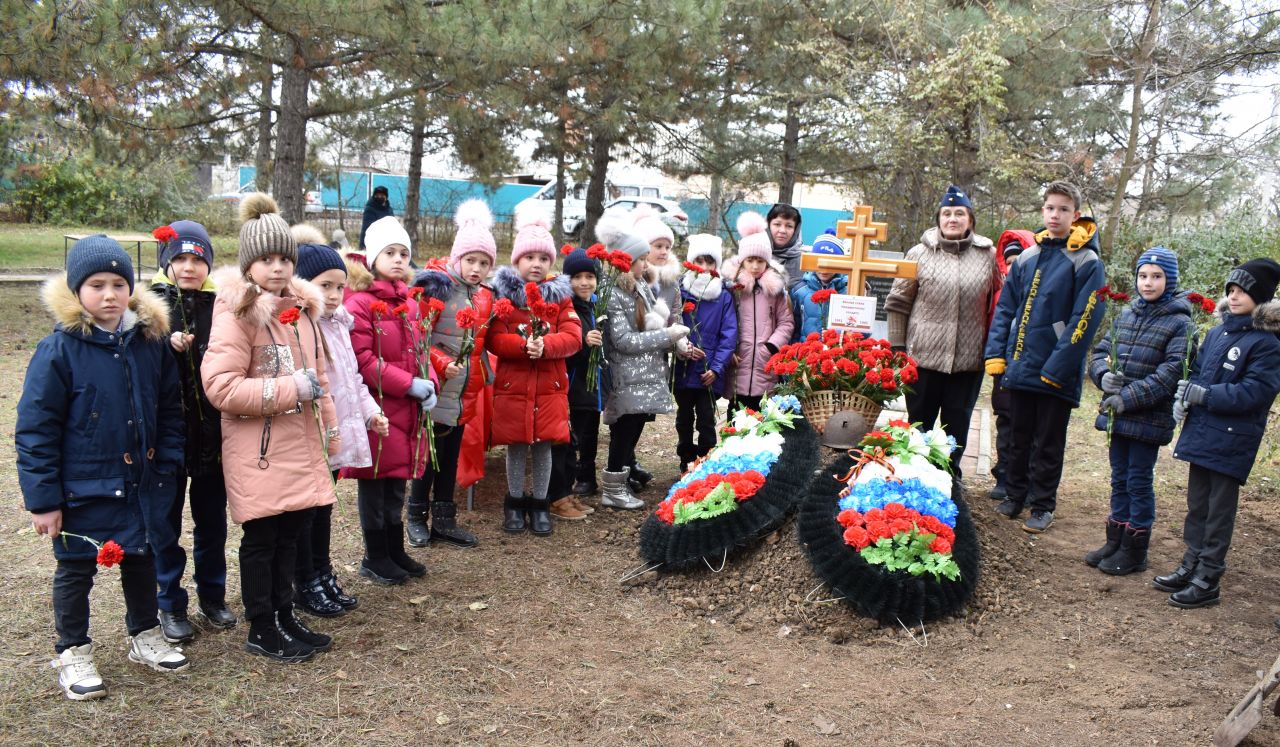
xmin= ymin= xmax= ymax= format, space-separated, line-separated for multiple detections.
xmin=485 ymin=267 xmax=582 ymax=445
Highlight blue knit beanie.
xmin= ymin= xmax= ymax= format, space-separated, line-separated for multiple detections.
xmin=561 ymin=247 xmax=599 ymax=280
xmin=158 ymin=220 xmax=214 ymax=271
xmin=67 ymin=235 xmax=134 ymax=294
xmin=295 ymin=243 xmax=347 ymax=281
xmin=1135 ymin=246 xmax=1178 ymax=299
xmin=939 ymin=185 xmax=974 ymax=211
xmin=811 ymin=228 xmax=845 ymax=255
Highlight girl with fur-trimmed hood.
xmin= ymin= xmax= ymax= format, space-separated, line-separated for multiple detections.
xmin=595 ymin=210 xmax=691 ymax=510
xmin=487 ymin=205 xmax=582 ymax=536
xmin=19 ymin=236 xmax=189 ymax=699
xmin=200 ymin=194 xmax=338 ymax=663
xmin=723 ymin=211 xmax=794 ymax=412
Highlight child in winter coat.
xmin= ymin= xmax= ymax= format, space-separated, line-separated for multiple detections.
xmin=202 ymin=194 xmax=339 ymax=663
xmin=790 ymin=228 xmax=850 ymax=341
xmin=595 ymin=210 xmax=690 ymax=509
xmin=633 ymin=204 xmax=682 ymax=319
xmin=674 ymin=233 xmax=738 ymax=472
xmin=291 ymin=231 xmax=390 ymax=617
xmin=19 ymin=236 xmax=190 ymax=700
xmin=409 ymin=199 xmax=498 ymax=548
xmin=988 ymin=229 xmax=1035 ymax=501
xmin=343 ymin=215 xmax=438 ymax=584
xmin=148 ymin=220 xmax=235 ymax=642
xmin=724 ymin=211 xmax=795 ymax=413
xmin=487 ymin=205 xmax=582 ymax=535
xmin=1085 ymin=247 xmax=1192 ymax=577
xmin=1159 ymin=258 xmax=1280 ymax=609
xmin=984 ymin=181 xmax=1106 ymax=534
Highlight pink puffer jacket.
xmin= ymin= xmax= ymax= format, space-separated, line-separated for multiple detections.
xmin=723 ymin=257 xmax=793 ymax=397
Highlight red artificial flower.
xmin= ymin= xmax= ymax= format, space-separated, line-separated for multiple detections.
xmin=862 ymin=429 xmax=892 ymax=444
xmin=586 ymin=243 xmax=610 ymax=261
xmin=370 ymin=300 xmax=391 ymax=317
xmin=455 ymin=307 xmax=479 ymax=329
xmin=494 ymin=298 xmax=516 ymax=320
xmin=806 ymin=332 xmax=820 ymax=343
xmin=864 ymin=369 xmax=881 ymax=385
xmin=391 ymin=303 xmax=410 ymax=317
xmin=682 ymin=301 xmax=695 ymax=314
xmin=882 ymin=377 xmax=898 ymax=392
xmin=837 ymin=508 xmax=863 ymax=528
xmin=277 ymin=307 xmax=302 ymax=326
xmin=408 ymin=287 xmax=424 ymax=299
xmin=843 ymin=525 xmax=872 ymax=550
xmin=152 ymin=226 xmax=178 ymax=243
xmin=820 ymin=359 xmax=835 ymax=376
xmin=888 ymin=419 xmax=910 ymax=428
xmin=561 ymin=243 xmax=575 ymax=255
xmin=930 ymin=536 xmax=953 ymax=555
xmin=97 ymin=540 xmax=125 ymax=568
xmin=811 ymin=288 xmax=837 ymax=304
xmin=525 ymin=282 xmax=544 ymax=307
xmin=901 ymin=364 xmax=919 ymax=385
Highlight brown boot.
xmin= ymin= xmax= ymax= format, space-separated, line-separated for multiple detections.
xmin=550 ymin=497 xmax=588 ymax=521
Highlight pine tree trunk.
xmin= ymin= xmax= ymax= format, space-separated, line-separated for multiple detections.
xmin=778 ymin=100 xmax=800 ymax=204
xmin=253 ymin=58 xmax=274 ymax=192
xmin=707 ymin=173 xmax=724 ymax=236
xmin=582 ymin=129 xmax=612 ymax=246
xmin=404 ymin=93 xmax=427 ymax=255
xmin=272 ymin=58 xmax=310 ymax=224
xmin=553 ymin=113 xmax=567 ymax=245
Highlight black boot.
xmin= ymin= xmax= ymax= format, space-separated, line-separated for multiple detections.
xmin=1152 ymin=563 xmax=1196 ymax=593
xmin=319 ymin=569 xmax=358 ymax=611
xmin=245 ymin=615 xmax=314 ymax=663
xmin=276 ymin=605 xmax=332 ymax=652
xmin=429 ymin=500 xmax=478 ymax=548
xmin=503 ymin=494 xmax=527 ymax=533
xmin=989 ymin=470 xmax=1008 ymax=500
xmin=1168 ymin=575 xmax=1220 ymax=609
xmin=359 ymin=528 xmax=409 ymax=586
xmin=628 ymin=462 xmax=653 ymax=492
xmin=295 ymin=575 xmax=346 ymax=617
xmin=1084 ymin=518 xmax=1126 ymax=567
xmin=527 ymin=495 xmax=554 ymax=536
xmin=386 ymin=524 xmax=426 ymax=578
xmin=571 ymin=463 xmax=599 ymax=496
xmin=405 ymin=494 xmax=432 ymax=548
xmin=1099 ymin=526 xmax=1149 ymax=576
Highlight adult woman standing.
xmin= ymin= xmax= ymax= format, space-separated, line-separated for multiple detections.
xmin=884 ymin=186 xmax=1000 ymax=473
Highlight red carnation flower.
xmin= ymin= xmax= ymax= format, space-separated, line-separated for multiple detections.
xmin=455 ymin=307 xmax=479 ymax=329
xmin=408 ymin=287 xmax=424 ymax=299
xmin=682 ymin=261 xmax=702 ymax=274
xmin=494 ymin=298 xmax=516 ymax=320
xmin=525 ymin=282 xmax=544 ymax=306
xmin=152 ymin=226 xmax=178 ymax=243
xmin=682 ymin=301 xmax=695 ymax=314
xmin=97 ymin=540 xmax=125 ymax=568
xmin=277 ymin=307 xmax=301 ymax=326
xmin=426 ymin=297 xmax=445 ymax=316
xmin=888 ymin=419 xmax=910 ymax=428
xmin=1095 ymin=285 xmax=1111 ymax=299
xmin=561 ymin=243 xmax=575 ymax=255
xmin=811 ymin=288 xmax=837 ymax=304
xmin=929 ymin=536 xmax=953 ymax=555
xmin=391 ymin=303 xmax=410 ymax=317
xmin=843 ymin=525 xmax=872 ymax=550
xmin=608 ymin=251 xmax=633 ymax=272
xmin=370 ymin=300 xmax=390 ymax=317
xmin=586 ymin=243 xmax=610 ymax=260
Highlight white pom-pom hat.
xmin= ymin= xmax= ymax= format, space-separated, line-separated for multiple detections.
xmin=686 ymin=233 xmax=723 ymax=268
xmin=631 ymin=203 xmax=674 ymax=246
xmin=511 ymin=202 xmax=556 ymax=265
xmin=735 ymin=211 xmax=771 ymax=261
xmin=451 ymin=198 xmax=497 ymax=267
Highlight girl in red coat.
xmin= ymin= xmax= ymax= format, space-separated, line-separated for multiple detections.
xmin=487 ymin=205 xmax=582 ymax=536
xmin=343 ymin=216 xmax=438 ymax=585
xmin=407 ymin=199 xmax=498 ymax=549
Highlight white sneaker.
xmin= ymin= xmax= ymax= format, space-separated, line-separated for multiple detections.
xmin=127 ymin=627 xmax=190 ymax=673
xmin=52 ymin=643 xmax=107 ymax=700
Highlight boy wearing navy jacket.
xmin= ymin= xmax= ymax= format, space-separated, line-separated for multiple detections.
xmin=1157 ymin=258 xmax=1280 ymax=609
xmin=984 ymin=182 xmax=1107 ymax=534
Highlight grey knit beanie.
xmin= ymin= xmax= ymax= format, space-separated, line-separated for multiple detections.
xmin=66 ymin=234 xmax=134 ymax=294
xmin=237 ymin=193 xmax=297 ymax=273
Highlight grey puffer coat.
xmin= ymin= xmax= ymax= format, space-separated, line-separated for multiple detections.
xmin=603 ymin=271 xmax=676 ymax=425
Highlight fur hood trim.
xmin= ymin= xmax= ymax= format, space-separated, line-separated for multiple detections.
xmin=412 ymin=268 xmax=456 ymax=303
xmin=345 ymin=258 xmax=375 ymax=292
xmin=721 ymin=256 xmax=788 ymax=297
xmin=680 ymin=270 xmax=724 ymax=301
xmin=646 ymin=258 xmax=681 ymax=289
xmin=492 ymin=265 xmax=572 ymax=306
xmin=1217 ymin=297 xmax=1280 ymax=332
xmin=211 ymin=266 xmax=326 ymax=326
xmin=43 ymin=274 xmax=171 ymax=341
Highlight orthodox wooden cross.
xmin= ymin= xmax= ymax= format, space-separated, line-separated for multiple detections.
xmin=799 ymin=205 xmax=917 ymax=292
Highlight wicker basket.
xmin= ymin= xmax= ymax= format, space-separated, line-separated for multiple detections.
xmin=802 ymin=390 xmax=884 ymax=434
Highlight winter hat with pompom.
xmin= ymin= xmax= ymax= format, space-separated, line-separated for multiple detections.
xmin=685 ymin=234 xmax=723 ymax=268
xmin=237 ymin=193 xmax=297 ymax=273
xmin=362 ymin=215 xmax=412 ymax=268
xmin=594 ymin=207 xmax=650 ymax=261
xmin=631 ymin=203 xmax=674 ymax=246
xmin=157 ymin=220 xmax=214 ymax=272
xmin=450 ymin=198 xmax=497 ymax=268
xmin=511 ymin=203 xmax=556 ymax=265
xmin=735 ymin=211 xmax=771 ymax=261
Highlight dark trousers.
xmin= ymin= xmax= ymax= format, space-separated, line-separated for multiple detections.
xmin=1107 ymin=435 xmax=1160 ymax=529
xmin=357 ymin=478 xmax=407 ymax=531
xmin=294 ymin=504 xmax=333 ymax=584
xmin=571 ymin=407 xmax=600 ymax=480
xmin=408 ymin=423 xmax=466 ymax=510
xmin=607 ymin=413 xmax=648 ymax=472
xmin=155 ymin=471 xmax=229 ymax=612
xmin=1004 ymin=389 xmax=1073 ymax=512
xmin=54 ymin=552 xmax=158 ymax=653
xmin=990 ymin=375 xmax=1013 ymax=479
xmin=675 ymin=388 xmax=717 ymax=464
xmin=1181 ymin=464 xmax=1241 ymax=580
xmin=729 ymin=394 xmax=763 ymax=414
xmin=905 ymin=367 xmax=984 ymax=474
xmin=239 ymin=510 xmax=305 ymax=623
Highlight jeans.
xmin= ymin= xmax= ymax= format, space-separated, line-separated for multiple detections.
xmin=155 ymin=472 xmax=229 ymax=612
xmin=1107 ymin=435 xmax=1160 ymax=529
xmin=54 ymin=552 xmax=159 ymax=652
xmin=239 ymin=510 xmax=305 ymax=623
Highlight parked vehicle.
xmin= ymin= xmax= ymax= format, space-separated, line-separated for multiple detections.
xmin=207 ymin=189 xmax=325 ymax=214
xmin=516 ymin=178 xmax=669 ymax=239
xmin=562 ymin=196 xmax=689 ymax=240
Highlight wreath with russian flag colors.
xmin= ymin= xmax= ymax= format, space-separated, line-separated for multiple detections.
xmin=798 ymin=421 xmax=980 ymax=624
xmin=638 ymin=396 xmax=819 ymax=571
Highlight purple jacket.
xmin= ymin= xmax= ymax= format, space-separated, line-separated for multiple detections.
xmin=317 ymin=305 xmax=381 ymax=471
xmin=674 ymin=272 xmax=737 ymax=396
xmin=723 ymin=257 xmax=794 ymax=397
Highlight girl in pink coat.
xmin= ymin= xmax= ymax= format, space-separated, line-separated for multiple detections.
xmin=342 ymin=216 xmax=438 ymax=586
xmin=201 ymin=194 xmax=338 ymax=663
xmin=722 ymin=210 xmax=794 ymax=412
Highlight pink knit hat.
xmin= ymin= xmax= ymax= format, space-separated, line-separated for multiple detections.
xmin=450 ymin=199 xmax=497 ymax=268
xmin=631 ymin=203 xmax=674 ymax=245
xmin=511 ymin=203 xmax=556 ymax=264
xmin=736 ymin=211 xmax=771 ymax=261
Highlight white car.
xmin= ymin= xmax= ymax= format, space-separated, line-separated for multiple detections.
xmin=563 ymin=196 xmax=689 ymax=240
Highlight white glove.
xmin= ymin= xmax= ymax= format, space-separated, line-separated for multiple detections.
xmin=1175 ymin=379 xmax=1189 ymax=402
xmin=675 ymin=337 xmax=692 ymax=355
xmin=1101 ymin=371 xmax=1124 ymax=395
xmin=408 ymin=377 xmax=437 ymax=410
xmin=1172 ymin=398 xmax=1188 ymax=424
xmin=666 ymin=324 xmax=690 ymax=343
xmin=292 ymin=369 xmax=322 ymax=402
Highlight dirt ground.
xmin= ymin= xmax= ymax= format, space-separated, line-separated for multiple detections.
xmin=2 ymin=281 xmax=1280 ymax=746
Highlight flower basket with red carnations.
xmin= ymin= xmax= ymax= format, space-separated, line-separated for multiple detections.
xmin=764 ymin=330 xmax=918 ymax=432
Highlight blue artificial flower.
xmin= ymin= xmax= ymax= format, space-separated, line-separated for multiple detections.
xmin=837 ymin=478 xmax=958 ymax=527
xmin=768 ymin=394 xmax=802 ymax=414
